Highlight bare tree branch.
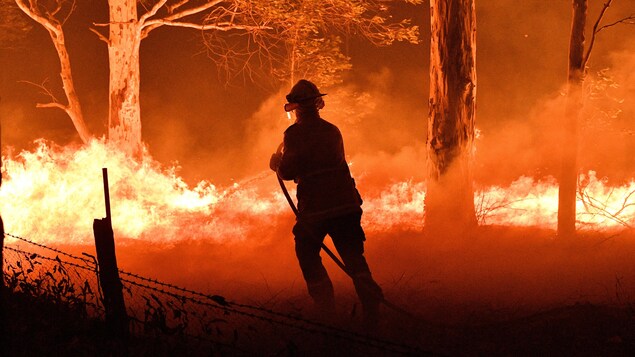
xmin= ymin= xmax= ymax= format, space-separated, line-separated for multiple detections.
xmin=597 ymin=14 xmax=635 ymax=32
xmin=578 ymin=180 xmax=635 ymax=229
xmin=581 ymin=0 xmax=635 ymax=69
xmin=583 ymin=0 xmax=613 ymax=68
xmin=163 ymin=0 xmax=223 ymax=22
xmin=167 ymin=0 xmax=190 ymax=14
xmin=89 ymin=26 xmax=109 ymax=43
xmin=61 ymin=0 xmax=76 ymax=25
xmin=140 ymin=0 xmax=226 ymax=36
xmin=48 ymin=0 xmax=62 ymax=18
xmin=142 ymin=0 xmax=227 ymax=34
xmin=474 ymin=192 xmax=539 ymax=226
xmin=15 ymin=0 xmax=58 ymax=34
xmin=36 ymin=102 xmax=67 ymax=111
xmin=143 ymin=19 xmax=270 ymax=32
xmin=138 ymin=0 xmax=168 ymax=26
xmin=18 ymin=79 xmax=64 ymax=109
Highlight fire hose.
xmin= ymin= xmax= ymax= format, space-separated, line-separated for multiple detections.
xmin=274 ymin=144 xmax=415 ymax=319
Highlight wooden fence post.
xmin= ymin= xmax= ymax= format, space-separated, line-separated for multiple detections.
xmin=93 ymin=168 xmax=129 ymax=341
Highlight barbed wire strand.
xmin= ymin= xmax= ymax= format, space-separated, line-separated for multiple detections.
xmin=3 ymin=233 xmax=428 ymax=355
xmin=5 ymin=232 xmax=94 ymax=264
xmin=3 ymin=247 xmax=102 ymax=299
xmin=120 ymin=277 xmax=421 ymax=356
xmin=3 ymin=246 xmax=105 ymax=315
xmin=4 ymin=246 xmax=96 ymax=273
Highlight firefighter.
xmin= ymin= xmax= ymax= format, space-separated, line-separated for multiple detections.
xmin=270 ymin=79 xmax=383 ymax=326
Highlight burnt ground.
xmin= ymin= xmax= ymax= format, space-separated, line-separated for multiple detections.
xmin=11 ymin=225 xmax=635 ymax=356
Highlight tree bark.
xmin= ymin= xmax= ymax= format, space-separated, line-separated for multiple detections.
xmin=108 ymin=0 xmax=143 ymax=158
xmin=14 ymin=0 xmax=92 ymax=144
xmin=425 ymin=0 xmax=477 ymax=231
xmin=558 ymin=0 xmax=586 ymax=237
xmin=50 ymin=27 xmax=92 ymax=144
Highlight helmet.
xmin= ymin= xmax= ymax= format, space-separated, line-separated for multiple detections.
xmin=285 ymin=79 xmax=327 ymax=104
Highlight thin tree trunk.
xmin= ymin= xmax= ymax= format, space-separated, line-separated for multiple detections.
xmin=425 ymin=0 xmax=477 ymax=231
xmin=14 ymin=0 xmax=92 ymax=144
xmin=50 ymin=27 xmax=92 ymax=144
xmin=558 ymin=0 xmax=586 ymax=237
xmin=108 ymin=0 xmax=143 ymax=158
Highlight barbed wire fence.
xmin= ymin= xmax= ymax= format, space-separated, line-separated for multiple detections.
xmin=3 ymin=233 xmax=104 ymax=320
xmin=2 ymin=232 xmax=430 ymax=356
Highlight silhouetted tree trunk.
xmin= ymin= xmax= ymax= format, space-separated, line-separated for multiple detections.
xmin=558 ymin=0 xmax=587 ymax=237
xmin=107 ymin=0 xmax=142 ymax=157
xmin=425 ymin=0 xmax=477 ymax=231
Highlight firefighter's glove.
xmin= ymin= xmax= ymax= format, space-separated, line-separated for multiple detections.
xmin=269 ymin=152 xmax=282 ymax=172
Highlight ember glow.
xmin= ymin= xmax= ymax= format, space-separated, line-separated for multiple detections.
xmin=1 ymin=140 xmax=633 ymax=245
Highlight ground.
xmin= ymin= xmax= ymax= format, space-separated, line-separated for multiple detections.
xmin=7 ymin=225 xmax=635 ymax=355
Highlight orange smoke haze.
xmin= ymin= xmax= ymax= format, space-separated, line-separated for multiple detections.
xmin=1 ymin=0 xmax=635 ymax=320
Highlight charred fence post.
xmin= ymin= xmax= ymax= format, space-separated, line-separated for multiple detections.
xmin=93 ymin=168 xmax=129 ymax=343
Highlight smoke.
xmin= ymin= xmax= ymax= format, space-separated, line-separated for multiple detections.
xmin=2 ymin=0 xmax=635 ymax=326
xmin=235 ymin=68 xmax=428 ymax=192
xmin=107 ymin=219 xmax=635 ymax=320
xmin=473 ymin=90 xmax=567 ymax=186
xmin=474 ymin=46 xmax=635 ymax=187
xmin=578 ymin=48 xmax=635 ymax=184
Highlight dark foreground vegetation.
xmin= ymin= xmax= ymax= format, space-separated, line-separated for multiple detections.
xmin=4 ymin=226 xmax=635 ymax=356
xmin=2 ymin=279 xmax=635 ymax=355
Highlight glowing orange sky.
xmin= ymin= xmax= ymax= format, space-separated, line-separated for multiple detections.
xmin=0 ymin=0 xmax=633 ymax=186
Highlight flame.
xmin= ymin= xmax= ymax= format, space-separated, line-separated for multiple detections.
xmin=1 ymin=140 xmax=633 ymax=245
xmin=0 ymin=140 xmax=287 ymax=244
xmin=476 ymin=174 xmax=635 ymax=229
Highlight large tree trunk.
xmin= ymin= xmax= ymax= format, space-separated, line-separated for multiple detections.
xmin=425 ymin=0 xmax=477 ymax=231
xmin=108 ymin=0 xmax=142 ymax=158
xmin=558 ymin=0 xmax=586 ymax=237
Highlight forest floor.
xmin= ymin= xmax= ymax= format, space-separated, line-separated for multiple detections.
xmin=6 ymin=225 xmax=635 ymax=356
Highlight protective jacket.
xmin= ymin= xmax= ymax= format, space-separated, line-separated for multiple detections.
xmin=278 ymin=114 xmax=362 ymax=222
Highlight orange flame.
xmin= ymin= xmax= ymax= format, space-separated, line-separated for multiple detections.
xmin=476 ymin=174 xmax=635 ymax=230
xmin=1 ymin=141 xmax=633 ymax=245
xmin=1 ymin=140 xmax=287 ymax=244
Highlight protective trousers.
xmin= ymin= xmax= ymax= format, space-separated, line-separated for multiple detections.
xmin=293 ymin=213 xmax=383 ymax=320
